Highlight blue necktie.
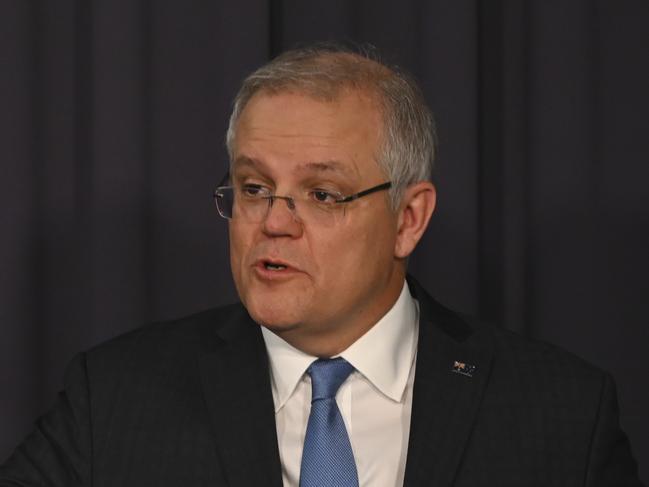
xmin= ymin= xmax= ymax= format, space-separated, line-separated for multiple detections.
xmin=299 ymin=358 xmax=359 ymax=487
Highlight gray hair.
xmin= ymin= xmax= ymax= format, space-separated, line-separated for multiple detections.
xmin=225 ymin=44 xmax=436 ymax=209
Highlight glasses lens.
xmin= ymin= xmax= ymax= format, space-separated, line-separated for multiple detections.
xmin=224 ymin=187 xmax=271 ymax=222
xmin=300 ymin=198 xmax=344 ymax=227
xmin=214 ymin=187 xmax=234 ymax=219
xmin=215 ymin=186 xmax=346 ymax=226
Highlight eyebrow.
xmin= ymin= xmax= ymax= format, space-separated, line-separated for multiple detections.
xmin=232 ymin=156 xmax=356 ymax=178
xmin=232 ymin=156 xmax=261 ymax=170
xmin=297 ymin=160 xmax=355 ymax=177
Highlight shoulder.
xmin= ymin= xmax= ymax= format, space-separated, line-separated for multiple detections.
xmin=73 ymin=302 xmax=250 ymax=385
xmin=463 ymin=315 xmax=609 ymax=412
xmin=411 ymin=275 xmax=609 ymax=402
xmin=91 ymin=303 xmax=244 ymax=353
xmin=483 ymin=318 xmax=605 ymax=382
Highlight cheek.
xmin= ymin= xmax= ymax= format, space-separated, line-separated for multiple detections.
xmin=354 ymin=216 xmax=399 ymax=270
xmin=311 ymin=219 xmax=388 ymax=281
xmin=228 ymin=223 xmax=252 ymax=286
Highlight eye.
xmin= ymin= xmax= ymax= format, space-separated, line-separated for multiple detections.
xmin=309 ymin=189 xmax=339 ymax=205
xmin=240 ymin=184 xmax=269 ymax=198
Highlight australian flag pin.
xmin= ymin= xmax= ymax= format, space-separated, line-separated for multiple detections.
xmin=452 ymin=360 xmax=476 ymax=377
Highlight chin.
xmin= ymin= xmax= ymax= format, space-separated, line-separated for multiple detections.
xmin=250 ymin=310 xmax=304 ymax=334
xmin=257 ymin=320 xmax=302 ymax=335
xmin=238 ymin=272 xmax=312 ymax=318
xmin=244 ymin=293 xmax=305 ymax=330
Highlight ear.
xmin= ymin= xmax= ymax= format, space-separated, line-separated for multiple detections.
xmin=394 ymin=181 xmax=436 ymax=259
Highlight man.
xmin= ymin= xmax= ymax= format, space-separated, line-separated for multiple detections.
xmin=0 ymin=45 xmax=643 ymax=486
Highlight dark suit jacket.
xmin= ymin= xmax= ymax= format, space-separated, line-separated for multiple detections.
xmin=0 ymin=278 xmax=643 ymax=486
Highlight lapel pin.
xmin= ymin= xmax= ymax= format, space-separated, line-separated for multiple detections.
xmin=452 ymin=360 xmax=476 ymax=378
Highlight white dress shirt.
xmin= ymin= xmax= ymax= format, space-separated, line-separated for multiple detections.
xmin=261 ymin=281 xmax=419 ymax=487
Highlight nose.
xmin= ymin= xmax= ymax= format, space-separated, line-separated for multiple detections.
xmin=262 ymin=196 xmax=303 ymax=237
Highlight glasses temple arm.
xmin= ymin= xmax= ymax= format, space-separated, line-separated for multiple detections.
xmin=337 ymin=182 xmax=392 ymax=203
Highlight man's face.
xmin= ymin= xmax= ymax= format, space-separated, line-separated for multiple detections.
xmin=228 ymin=89 xmax=405 ymax=354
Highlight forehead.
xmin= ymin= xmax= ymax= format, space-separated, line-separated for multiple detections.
xmin=232 ymin=90 xmax=384 ymax=181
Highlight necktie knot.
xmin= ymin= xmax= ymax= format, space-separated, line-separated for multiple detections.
xmin=307 ymin=358 xmax=354 ymax=401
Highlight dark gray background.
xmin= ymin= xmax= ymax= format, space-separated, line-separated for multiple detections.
xmin=1 ymin=0 xmax=647 ymax=482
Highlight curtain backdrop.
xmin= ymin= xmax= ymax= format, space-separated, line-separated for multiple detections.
xmin=1 ymin=0 xmax=647 ymax=480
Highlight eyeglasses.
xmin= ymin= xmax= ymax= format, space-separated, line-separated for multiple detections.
xmin=214 ymin=178 xmax=391 ymax=227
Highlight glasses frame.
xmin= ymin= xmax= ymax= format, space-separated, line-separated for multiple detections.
xmin=213 ymin=172 xmax=392 ymax=222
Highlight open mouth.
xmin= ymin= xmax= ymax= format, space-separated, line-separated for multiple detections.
xmin=255 ymin=257 xmax=297 ymax=277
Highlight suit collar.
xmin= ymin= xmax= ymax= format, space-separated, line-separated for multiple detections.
xmin=404 ymin=275 xmax=494 ymax=487
xmin=199 ymin=306 xmax=283 ymax=487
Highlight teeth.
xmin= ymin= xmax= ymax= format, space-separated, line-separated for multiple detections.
xmin=265 ymin=263 xmax=286 ymax=270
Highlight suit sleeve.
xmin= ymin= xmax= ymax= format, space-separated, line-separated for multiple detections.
xmin=0 ymin=353 xmax=92 ymax=487
xmin=585 ymin=372 xmax=644 ymax=487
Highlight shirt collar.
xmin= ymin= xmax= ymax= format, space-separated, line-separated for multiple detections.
xmin=261 ymin=281 xmax=419 ymax=412
xmin=261 ymin=325 xmax=317 ymax=413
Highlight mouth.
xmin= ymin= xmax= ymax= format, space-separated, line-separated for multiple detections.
xmin=263 ymin=261 xmax=287 ymax=271
xmin=253 ymin=258 xmax=300 ymax=279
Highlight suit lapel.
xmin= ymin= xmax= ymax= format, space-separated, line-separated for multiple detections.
xmin=403 ymin=278 xmax=494 ymax=487
xmin=199 ymin=307 xmax=283 ymax=487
